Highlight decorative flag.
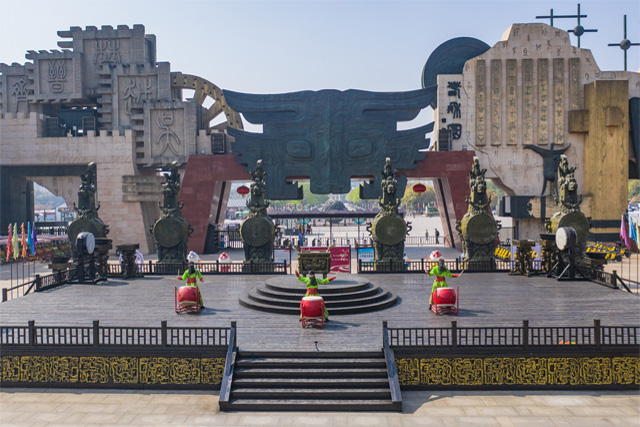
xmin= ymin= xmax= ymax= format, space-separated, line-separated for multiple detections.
xmin=6 ymin=223 xmax=13 ymax=262
xmin=630 ymin=216 xmax=639 ymax=247
xmin=12 ymin=223 xmax=18 ymax=259
xmin=31 ymin=222 xmax=38 ymax=255
xmin=27 ymin=222 xmax=33 ymax=254
xmin=20 ymin=223 xmax=28 ymax=258
xmin=620 ymin=215 xmax=630 ymax=248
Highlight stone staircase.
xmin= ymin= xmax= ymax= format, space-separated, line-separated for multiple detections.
xmin=239 ymin=275 xmax=398 ymax=315
xmin=219 ymin=351 xmax=401 ymax=412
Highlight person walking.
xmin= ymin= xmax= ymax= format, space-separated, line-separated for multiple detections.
xmin=425 ymin=229 xmax=429 ymax=244
xmin=435 ymin=228 xmax=440 ymax=244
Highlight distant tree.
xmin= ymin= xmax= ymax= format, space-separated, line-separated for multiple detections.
xmin=269 ymin=183 xmax=329 ymax=209
xmin=485 ymin=179 xmax=506 ymax=210
xmin=402 ymin=185 xmax=436 ymax=212
xmin=34 ymin=183 xmax=65 ymax=210
xmin=301 ymin=183 xmax=329 ymax=206
xmin=346 ymin=187 xmax=363 ymax=205
xmin=629 ymin=180 xmax=640 ymax=202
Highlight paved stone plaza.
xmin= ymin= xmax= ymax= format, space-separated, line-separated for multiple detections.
xmin=1 ymin=269 xmax=639 ymax=351
xmin=1 ymin=388 xmax=638 ymax=426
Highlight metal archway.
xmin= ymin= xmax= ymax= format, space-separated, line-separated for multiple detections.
xmin=171 ymin=72 xmax=243 ymax=131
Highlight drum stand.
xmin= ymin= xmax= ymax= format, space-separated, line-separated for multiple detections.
xmin=69 ymin=252 xmax=107 ymax=284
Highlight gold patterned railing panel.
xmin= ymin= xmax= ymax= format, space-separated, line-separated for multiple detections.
xmin=1 ymin=356 xmax=225 ymax=385
xmin=396 ymin=357 xmax=639 ymax=386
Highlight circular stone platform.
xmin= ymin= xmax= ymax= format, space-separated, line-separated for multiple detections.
xmin=239 ymin=274 xmax=398 ymax=315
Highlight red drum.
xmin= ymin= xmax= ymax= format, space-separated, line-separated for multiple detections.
xmin=301 ymin=296 xmax=324 ymax=317
xmin=176 ymin=286 xmax=199 ymax=310
xmin=433 ymin=288 xmax=456 ymax=305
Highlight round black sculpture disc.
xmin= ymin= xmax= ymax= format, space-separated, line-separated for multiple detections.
xmin=422 ymin=37 xmax=491 ymax=108
xmin=153 ymin=217 xmax=182 ymax=248
xmin=372 ymin=215 xmax=407 ymax=247
xmin=466 ymin=214 xmax=498 ymax=245
xmin=240 ymin=216 xmax=272 ymax=247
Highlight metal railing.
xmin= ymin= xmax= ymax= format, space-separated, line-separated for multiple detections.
xmin=106 ymin=261 xmax=288 ymax=276
xmin=218 ymin=321 xmax=237 ymax=411
xmin=358 ymin=258 xmax=513 ymax=274
xmin=1 ymin=320 xmax=232 ymax=348
xmin=382 ymin=321 xmax=402 ymax=410
xmin=2 ymin=268 xmax=76 ymax=303
xmin=386 ymin=320 xmax=639 ymax=347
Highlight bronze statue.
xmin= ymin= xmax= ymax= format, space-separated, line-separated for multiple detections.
xmin=524 ymin=142 xmax=571 ymax=197
xmin=369 ymin=158 xmax=410 ymax=270
xmin=240 ymin=160 xmax=276 ymax=267
xmin=546 ymin=155 xmax=589 ymax=256
xmin=151 ymin=162 xmax=193 ymax=264
xmin=456 ymin=157 xmax=500 ymax=265
xmin=68 ymin=162 xmax=110 ymax=258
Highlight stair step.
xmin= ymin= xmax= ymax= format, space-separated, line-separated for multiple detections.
xmin=231 ymin=388 xmax=391 ymax=399
xmin=232 ymin=378 xmax=389 ymax=388
xmin=234 ymin=368 xmax=387 ymax=378
xmin=239 ymin=295 xmax=398 ymax=315
xmin=257 ymin=285 xmax=381 ymax=301
xmin=265 ymin=281 xmax=371 ymax=295
xmin=237 ymin=357 xmax=385 ymax=366
xmin=248 ymin=289 xmax=392 ymax=308
xmin=238 ymin=351 xmax=383 ymax=358
xmin=224 ymin=399 xmax=400 ymax=412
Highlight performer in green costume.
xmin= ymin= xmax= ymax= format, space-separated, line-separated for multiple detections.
xmin=426 ymin=252 xmax=458 ymax=306
xmin=176 ymin=252 xmax=205 ymax=308
xmin=296 ymin=270 xmax=335 ymax=320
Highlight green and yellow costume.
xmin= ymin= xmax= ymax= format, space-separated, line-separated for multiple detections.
xmin=427 ymin=264 xmax=453 ymax=304
xmin=178 ymin=268 xmax=204 ymax=307
xmin=297 ymin=275 xmax=331 ymax=320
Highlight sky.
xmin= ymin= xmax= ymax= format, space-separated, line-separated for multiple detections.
xmin=0 ymin=0 xmax=638 ymax=133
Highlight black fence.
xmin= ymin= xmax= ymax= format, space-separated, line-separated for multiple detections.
xmin=2 ymin=267 xmax=76 ymax=302
xmin=34 ymin=222 xmax=68 ymax=236
xmin=358 ymin=258 xmax=513 ymax=273
xmin=106 ymin=260 xmax=288 ymax=276
xmin=1 ymin=320 xmax=232 ymax=348
xmin=386 ymin=319 xmax=639 ymax=348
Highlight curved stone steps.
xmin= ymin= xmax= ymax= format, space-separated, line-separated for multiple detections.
xmin=248 ymin=288 xmax=395 ymax=308
xmin=264 ymin=276 xmax=373 ymax=294
xmin=239 ymin=275 xmax=398 ymax=315
xmin=256 ymin=284 xmax=383 ymax=301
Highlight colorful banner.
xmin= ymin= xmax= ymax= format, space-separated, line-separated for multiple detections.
xmin=12 ymin=223 xmax=18 ymax=259
xmin=357 ymin=247 xmax=374 ymax=263
xmin=6 ymin=223 xmax=13 ymax=261
xmin=303 ymin=246 xmax=351 ymax=273
xmin=274 ymin=248 xmax=291 ymax=266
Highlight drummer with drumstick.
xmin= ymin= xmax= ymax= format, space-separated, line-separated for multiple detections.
xmin=426 ymin=251 xmax=459 ymax=309
xmin=296 ymin=269 xmax=336 ymax=321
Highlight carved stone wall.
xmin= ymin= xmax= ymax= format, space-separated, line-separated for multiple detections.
xmin=25 ymin=50 xmax=83 ymax=102
xmin=2 ymin=355 xmax=225 ymax=387
xmin=143 ymin=100 xmax=197 ymax=166
xmin=56 ymin=25 xmax=156 ymax=97
xmin=433 ymin=23 xmax=640 ymax=240
xmin=0 ymin=63 xmax=34 ymax=114
xmin=396 ymin=356 xmax=639 ymax=387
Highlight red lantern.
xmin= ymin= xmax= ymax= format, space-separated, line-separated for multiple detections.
xmin=413 ymin=183 xmax=426 ymax=193
xmin=237 ymin=185 xmax=250 ymax=198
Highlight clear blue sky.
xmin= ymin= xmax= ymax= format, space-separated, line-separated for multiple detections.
xmin=1 ymin=0 xmax=637 ymax=95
